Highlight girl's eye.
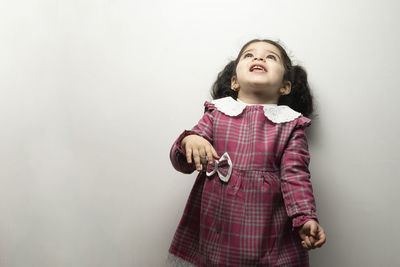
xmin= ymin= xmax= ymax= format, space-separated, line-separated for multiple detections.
xmin=267 ymin=54 xmax=277 ymax=60
xmin=244 ymin=53 xmax=253 ymax=58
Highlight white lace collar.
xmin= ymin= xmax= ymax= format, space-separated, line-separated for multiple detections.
xmin=210 ymin=96 xmax=301 ymax=123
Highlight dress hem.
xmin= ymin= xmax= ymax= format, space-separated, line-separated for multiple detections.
xmin=165 ymin=252 xmax=197 ymax=267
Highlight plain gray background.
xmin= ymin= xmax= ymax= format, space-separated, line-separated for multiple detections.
xmin=1 ymin=0 xmax=399 ymax=266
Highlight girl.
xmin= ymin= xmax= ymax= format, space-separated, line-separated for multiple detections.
xmin=167 ymin=39 xmax=326 ymax=267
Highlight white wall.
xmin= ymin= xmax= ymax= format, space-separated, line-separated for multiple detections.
xmin=1 ymin=0 xmax=399 ymax=266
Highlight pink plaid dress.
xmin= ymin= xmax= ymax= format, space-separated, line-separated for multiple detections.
xmin=168 ymin=97 xmax=319 ymax=267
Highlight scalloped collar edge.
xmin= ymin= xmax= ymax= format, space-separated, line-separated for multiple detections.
xmin=210 ymin=96 xmax=302 ymax=124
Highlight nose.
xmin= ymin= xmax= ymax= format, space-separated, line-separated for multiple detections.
xmin=252 ymin=56 xmax=266 ymax=62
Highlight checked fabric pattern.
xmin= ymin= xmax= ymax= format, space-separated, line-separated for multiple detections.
xmin=168 ymin=97 xmax=319 ymax=267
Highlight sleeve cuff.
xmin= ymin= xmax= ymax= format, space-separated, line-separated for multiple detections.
xmin=292 ymin=215 xmax=319 ymax=231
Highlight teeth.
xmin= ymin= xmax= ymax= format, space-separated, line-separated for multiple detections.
xmin=251 ymin=65 xmax=264 ymax=71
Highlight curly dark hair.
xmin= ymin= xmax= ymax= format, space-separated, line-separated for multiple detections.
xmin=210 ymin=39 xmax=314 ymax=117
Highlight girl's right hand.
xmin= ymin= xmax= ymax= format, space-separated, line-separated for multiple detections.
xmin=298 ymin=220 xmax=326 ymax=250
xmin=181 ymin=135 xmax=220 ymax=172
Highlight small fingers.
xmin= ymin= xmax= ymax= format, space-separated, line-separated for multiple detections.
xmin=205 ymin=146 xmax=214 ymax=165
xmin=304 ymin=236 xmax=313 ymax=250
xmin=199 ymin=148 xmax=207 ymax=172
xmin=314 ymin=240 xmax=324 ymax=247
xmin=192 ymin=149 xmax=202 ymax=171
xmin=314 ymin=231 xmax=327 ymax=247
xmin=211 ymin=146 xmax=220 ymax=159
xmin=185 ymin=147 xmax=193 ymax=164
xmin=310 ymin=223 xmax=317 ymax=238
xmin=199 ymin=147 xmax=206 ymax=160
xmin=309 ymin=236 xmax=317 ymax=249
xmin=301 ymin=241 xmax=310 ymax=250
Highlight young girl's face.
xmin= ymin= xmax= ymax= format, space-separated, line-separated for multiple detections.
xmin=232 ymin=41 xmax=291 ymax=102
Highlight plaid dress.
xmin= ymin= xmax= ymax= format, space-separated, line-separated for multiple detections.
xmin=168 ymin=97 xmax=319 ymax=267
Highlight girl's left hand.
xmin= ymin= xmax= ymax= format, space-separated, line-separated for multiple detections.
xmin=298 ymin=220 xmax=326 ymax=250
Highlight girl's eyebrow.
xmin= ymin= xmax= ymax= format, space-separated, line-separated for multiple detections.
xmin=243 ymin=49 xmax=281 ymax=60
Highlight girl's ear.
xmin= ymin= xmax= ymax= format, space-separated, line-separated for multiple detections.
xmin=280 ymin=81 xmax=291 ymax=95
xmin=231 ymin=76 xmax=240 ymax=91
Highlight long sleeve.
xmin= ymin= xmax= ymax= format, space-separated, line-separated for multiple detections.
xmin=280 ymin=117 xmax=319 ymax=230
xmin=169 ymin=104 xmax=215 ymax=174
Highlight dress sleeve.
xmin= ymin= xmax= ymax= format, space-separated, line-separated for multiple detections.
xmin=280 ymin=116 xmax=319 ymax=231
xmin=169 ymin=101 xmax=215 ymax=174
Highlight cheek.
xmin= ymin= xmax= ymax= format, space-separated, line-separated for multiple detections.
xmin=237 ymin=62 xmax=247 ymax=71
xmin=236 ymin=65 xmax=249 ymax=79
xmin=270 ymin=65 xmax=286 ymax=79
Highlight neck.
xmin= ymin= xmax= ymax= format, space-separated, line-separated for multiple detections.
xmin=237 ymin=92 xmax=279 ymax=105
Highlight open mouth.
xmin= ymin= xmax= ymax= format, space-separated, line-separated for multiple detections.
xmin=249 ymin=64 xmax=267 ymax=72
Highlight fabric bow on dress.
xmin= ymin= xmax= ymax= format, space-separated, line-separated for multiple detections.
xmin=206 ymin=152 xmax=233 ymax=182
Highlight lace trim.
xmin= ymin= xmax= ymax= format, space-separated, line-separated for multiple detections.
xmin=165 ymin=253 xmax=197 ymax=267
xmin=262 ymin=105 xmax=301 ymax=123
xmin=212 ymin=97 xmax=247 ymax=116
xmin=210 ymin=97 xmax=301 ymax=123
